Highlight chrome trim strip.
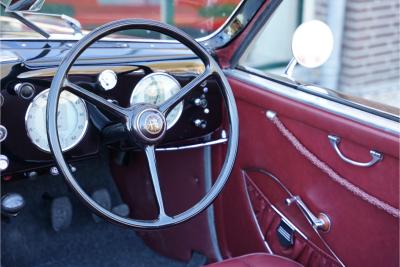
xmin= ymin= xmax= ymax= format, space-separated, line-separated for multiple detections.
xmin=270 ymin=205 xmax=308 ymax=240
xmin=197 ymin=0 xmax=245 ymax=43
xmin=156 ymin=138 xmax=227 ymax=151
xmin=244 ymin=186 xmax=274 ymax=254
xmin=226 ymin=69 xmax=400 ymax=135
xmin=204 ymin=144 xmax=223 ymax=261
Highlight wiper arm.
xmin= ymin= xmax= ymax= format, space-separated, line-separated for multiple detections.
xmin=8 ymin=11 xmax=50 ymax=38
xmin=0 ymin=2 xmax=50 ymax=38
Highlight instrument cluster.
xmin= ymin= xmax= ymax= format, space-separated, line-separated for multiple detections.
xmin=1 ymin=67 xmax=223 ymax=175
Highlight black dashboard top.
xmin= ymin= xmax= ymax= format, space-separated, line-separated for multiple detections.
xmin=0 ymin=39 xmax=223 ymax=176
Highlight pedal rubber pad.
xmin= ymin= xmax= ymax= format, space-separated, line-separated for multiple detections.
xmin=91 ymin=188 xmax=112 ymax=223
xmin=51 ymin=196 xmax=73 ymax=232
xmin=112 ymin=203 xmax=130 ymax=217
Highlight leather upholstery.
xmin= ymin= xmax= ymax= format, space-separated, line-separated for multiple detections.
xmin=212 ymin=74 xmax=399 ymax=267
xmin=206 ymin=253 xmax=303 ymax=267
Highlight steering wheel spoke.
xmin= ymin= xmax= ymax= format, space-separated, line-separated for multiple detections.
xmin=144 ymin=145 xmax=171 ymax=221
xmin=64 ymin=79 xmax=130 ymax=120
xmin=159 ymin=68 xmax=213 ymax=115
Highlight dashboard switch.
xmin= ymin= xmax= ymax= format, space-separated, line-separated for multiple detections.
xmin=0 ymin=155 xmax=9 ymax=171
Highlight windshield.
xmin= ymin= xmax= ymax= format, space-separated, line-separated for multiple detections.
xmin=0 ymin=0 xmax=242 ymax=39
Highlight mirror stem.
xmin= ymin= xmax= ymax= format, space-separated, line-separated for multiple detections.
xmin=284 ymin=57 xmax=297 ymax=78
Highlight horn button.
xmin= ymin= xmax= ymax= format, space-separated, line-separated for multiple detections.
xmin=131 ymin=108 xmax=167 ymax=144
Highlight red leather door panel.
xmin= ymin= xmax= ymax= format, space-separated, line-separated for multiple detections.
xmin=213 ymin=74 xmax=399 ymax=267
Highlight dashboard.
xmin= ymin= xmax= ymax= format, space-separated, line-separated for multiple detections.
xmin=0 ymin=39 xmax=223 ymax=177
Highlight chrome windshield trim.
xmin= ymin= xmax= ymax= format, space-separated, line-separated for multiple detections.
xmin=226 ymin=69 xmax=400 ymax=135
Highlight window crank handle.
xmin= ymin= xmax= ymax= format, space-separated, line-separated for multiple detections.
xmin=286 ymin=196 xmax=331 ymax=232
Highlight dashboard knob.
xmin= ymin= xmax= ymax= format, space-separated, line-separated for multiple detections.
xmin=0 ymin=125 xmax=7 ymax=142
xmin=14 ymin=83 xmax=35 ymax=100
xmin=194 ymin=119 xmax=207 ymax=129
xmin=50 ymin=166 xmax=59 ymax=176
xmin=0 ymin=155 xmax=9 ymax=171
xmin=194 ymin=97 xmax=208 ymax=108
xmin=194 ymin=98 xmax=202 ymax=106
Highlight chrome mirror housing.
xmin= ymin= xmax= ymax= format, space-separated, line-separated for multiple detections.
xmin=285 ymin=20 xmax=334 ymax=78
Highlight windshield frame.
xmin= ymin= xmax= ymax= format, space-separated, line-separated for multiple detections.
xmin=0 ymin=0 xmax=265 ymax=50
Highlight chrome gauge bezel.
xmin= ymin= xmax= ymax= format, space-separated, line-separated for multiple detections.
xmin=25 ymin=89 xmax=89 ymax=153
xmin=130 ymin=72 xmax=183 ymax=129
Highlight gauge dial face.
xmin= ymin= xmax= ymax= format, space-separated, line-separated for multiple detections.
xmin=98 ymin=69 xmax=117 ymax=90
xmin=25 ymin=89 xmax=88 ymax=152
xmin=130 ymin=73 xmax=183 ymax=129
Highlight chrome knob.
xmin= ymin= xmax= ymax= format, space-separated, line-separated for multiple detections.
xmin=194 ymin=119 xmax=207 ymax=129
xmin=50 ymin=166 xmax=59 ymax=176
xmin=0 ymin=125 xmax=7 ymax=142
xmin=194 ymin=98 xmax=202 ymax=106
xmin=14 ymin=83 xmax=35 ymax=99
xmin=0 ymin=155 xmax=9 ymax=171
xmin=193 ymin=98 xmax=208 ymax=108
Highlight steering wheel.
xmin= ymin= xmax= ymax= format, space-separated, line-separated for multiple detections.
xmin=47 ymin=19 xmax=238 ymax=229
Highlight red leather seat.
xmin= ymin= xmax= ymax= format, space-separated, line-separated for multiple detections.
xmin=206 ymin=253 xmax=303 ymax=267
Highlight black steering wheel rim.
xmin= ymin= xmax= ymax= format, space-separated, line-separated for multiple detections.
xmin=47 ymin=19 xmax=239 ymax=229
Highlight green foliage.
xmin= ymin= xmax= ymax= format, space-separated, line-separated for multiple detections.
xmin=198 ymin=4 xmax=236 ymax=18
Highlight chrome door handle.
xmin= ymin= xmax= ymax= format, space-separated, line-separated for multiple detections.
xmin=328 ymin=135 xmax=383 ymax=167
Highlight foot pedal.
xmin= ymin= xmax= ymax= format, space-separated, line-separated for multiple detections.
xmin=91 ymin=188 xmax=112 ymax=223
xmin=1 ymin=193 xmax=25 ymax=217
xmin=112 ymin=203 xmax=130 ymax=217
xmin=51 ymin=196 xmax=73 ymax=232
xmin=187 ymin=252 xmax=208 ymax=267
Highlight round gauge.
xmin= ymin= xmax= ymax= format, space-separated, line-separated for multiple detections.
xmin=25 ymin=89 xmax=88 ymax=152
xmin=98 ymin=69 xmax=117 ymax=90
xmin=130 ymin=73 xmax=183 ymax=129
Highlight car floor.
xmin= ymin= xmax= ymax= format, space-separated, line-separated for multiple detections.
xmin=1 ymin=156 xmax=187 ymax=267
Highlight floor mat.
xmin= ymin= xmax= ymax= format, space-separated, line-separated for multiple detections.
xmin=1 ymin=157 xmax=187 ymax=267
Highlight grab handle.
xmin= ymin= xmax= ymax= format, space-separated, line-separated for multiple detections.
xmin=328 ymin=135 xmax=382 ymax=167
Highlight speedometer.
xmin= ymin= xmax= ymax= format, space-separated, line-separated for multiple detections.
xmin=130 ymin=73 xmax=183 ymax=129
xmin=25 ymin=89 xmax=88 ymax=152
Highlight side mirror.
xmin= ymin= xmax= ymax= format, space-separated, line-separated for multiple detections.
xmin=5 ymin=0 xmax=45 ymax=12
xmin=285 ymin=20 xmax=334 ymax=77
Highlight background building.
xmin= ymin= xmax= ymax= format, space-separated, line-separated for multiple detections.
xmin=244 ymin=0 xmax=400 ymax=109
